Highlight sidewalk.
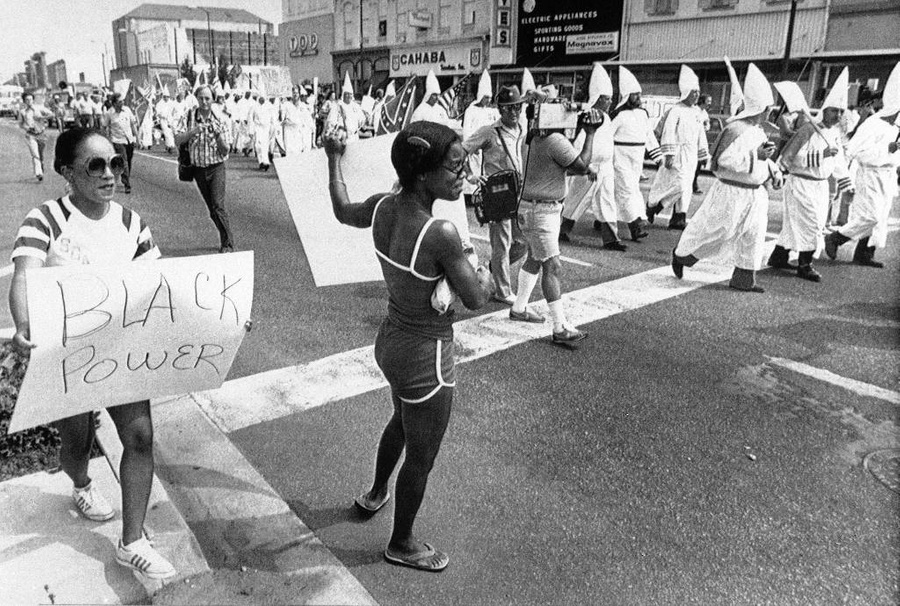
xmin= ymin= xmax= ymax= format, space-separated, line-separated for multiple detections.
xmin=0 ymin=394 xmax=377 ymax=604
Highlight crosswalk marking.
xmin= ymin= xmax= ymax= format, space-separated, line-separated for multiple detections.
xmin=195 ymin=256 xmax=747 ymax=433
xmin=767 ymin=357 xmax=900 ymax=405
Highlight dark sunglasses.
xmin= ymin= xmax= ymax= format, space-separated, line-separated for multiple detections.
xmin=84 ymin=155 xmax=126 ymax=177
xmin=441 ymin=160 xmax=467 ymax=178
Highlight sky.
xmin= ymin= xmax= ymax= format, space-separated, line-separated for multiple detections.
xmin=1 ymin=0 xmax=282 ymax=86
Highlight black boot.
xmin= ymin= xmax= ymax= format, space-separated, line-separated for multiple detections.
xmin=646 ymin=203 xmax=663 ymax=224
xmin=668 ymin=212 xmax=687 ymax=230
xmin=767 ymin=245 xmax=793 ymax=269
xmin=796 ymin=251 xmax=821 ymax=282
xmin=628 ymin=218 xmax=649 ymax=241
xmin=596 ymin=222 xmax=626 ymax=250
xmin=559 ymin=217 xmax=575 ymax=242
xmin=853 ymin=237 xmax=884 ymax=268
xmin=824 ymin=231 xmax=850 ymax=260
xmin=729 ymin=267 xmax=764 ymax=293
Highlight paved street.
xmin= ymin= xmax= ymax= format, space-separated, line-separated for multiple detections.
xmin=1 ymin=120 xmax=898 ymax=605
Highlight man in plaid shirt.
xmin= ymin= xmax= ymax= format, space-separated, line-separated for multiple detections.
xmin=175 ymin=85 xmax=236 ymax=252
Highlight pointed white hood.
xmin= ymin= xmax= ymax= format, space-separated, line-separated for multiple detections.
xmin=588 ymin=63 xmax=612 ymax=106
xmin=678 ymin=64 xmax=700 ymax=100
xmin=521 ymin=68 xmax=536 ymax=95
xmin=425 ymin=70 xmax=441 ymax=98
xmin=385 ymin=80 xmax=396 ymax=98
xmin=616 ymin=66 xmax=641 ymax=109
xmin=341 ymin=72 xmax=354 ymax=96
xmin=729 ymin=63 xmax=774 ymax=122
xmin=724 ymin=56 xmax=744 ymax=117
xmin=476 ymin=70 xmax=492 ymax=101
xmin=875 ymin=61 xmax=900 ymax=117
xmin=820 ymin=67 xmax=849 ymax=111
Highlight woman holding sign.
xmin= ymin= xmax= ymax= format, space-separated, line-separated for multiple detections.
xmin=325 ymin=122 xmax=493 ymax=572
xmin=8 ymin=128 xmax=176 ymax=580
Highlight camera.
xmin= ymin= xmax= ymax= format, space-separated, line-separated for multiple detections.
xmin=529 ymin=98 xmax=604 ymax=131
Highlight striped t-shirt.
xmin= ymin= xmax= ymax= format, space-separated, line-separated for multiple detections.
xmin=11 ymin=196 xmax=161 ymax=267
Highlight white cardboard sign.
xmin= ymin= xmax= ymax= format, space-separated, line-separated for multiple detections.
xmin=273 ymin=134 xmax=400 ymax=286
xmin=9 ymin=252 xmax=254 ymax=432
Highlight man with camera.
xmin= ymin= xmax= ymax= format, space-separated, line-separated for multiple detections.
xmin=462 ymin=85 xmax=528 ymax=304
xmin=508 ymin=88 xmax=602 ymax=345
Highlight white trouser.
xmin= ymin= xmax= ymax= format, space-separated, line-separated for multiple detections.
xmin=24 ymin=134 xmax=44 ymax=177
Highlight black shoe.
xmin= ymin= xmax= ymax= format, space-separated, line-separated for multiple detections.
xmin=671 ymin=249 xmax=684 ymax=279
xmin=593 ymin=220 xmax=603 ymax=231
xmin=646 ymin=203 xmax=662 ymax=224
xmin=729 ymin=283 xmax=765 ymax=293
xmin=628 ymin=219 xmax=649 ymax=241
xmin=36 ymin=174 xmax=43 ymax=182
xmin=693 ymin=188 xmax=703 ymax=194
xmin=219 ymin=245 xmax=235 ymax=254
xmin=124 ymin=187 xmax=132 ymax=194
xmin=824 ymin=231 xmax=850 ymax=260
xmin=767 ymin=245 xmax=793 ymax=269
xmin=852 ymin=238 xmax=884 ymax=268
xmin=602 ymin=241 xmax=627 ymax=252
xmin=668 ymin=212 xmax=687 ymax=230
xmin=797 ymin=265 xmax=821 ymax=282
xmin=552 ymin=327 xmax=587 ymax=345
xmin=853 ymin=257 xmax=884 ymax=268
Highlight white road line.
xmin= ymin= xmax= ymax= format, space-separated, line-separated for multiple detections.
xmin=195 ymin=255 xmax=748 ymax=432
xmin=135 ymin=151 xmax=178 ymax=164
xmin=767 ymin=357 xmax=900 ymax=405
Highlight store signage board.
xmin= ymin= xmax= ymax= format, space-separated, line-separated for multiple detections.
xmin=516 ymin=0 xmax=623 ymax=66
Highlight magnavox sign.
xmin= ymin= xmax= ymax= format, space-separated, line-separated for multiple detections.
xmin=517 ymin=0 xmax=623 ymax=66
xmin=390 ymin=42 xmax=484 ymax=77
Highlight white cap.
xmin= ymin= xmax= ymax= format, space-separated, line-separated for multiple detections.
xmin=521 ymin=68 xmax=536 ymax=94
xmin=425 ymin=70 xmax=440 ymax=98
xmin=730 ymin=63 xmax=774 ymax=122
xmin=616 ymin=66 xmax=641 ymax=108
xmin=342 ymin=72 xmax=353 ymax=95
xmin=477 ymin=69 xmax=492 ymax=100
xmin=588 ymin=62 xmax=612 ymax=106
xmin=385 ymin=80 xmax=396 ymax=98
xmin=875 ymin=61 xmax=900 ymax=117
xmin=820 ymin=67 xmax=849 ymax=111
xmin=678 ymin=64 xmax=700 ymax=100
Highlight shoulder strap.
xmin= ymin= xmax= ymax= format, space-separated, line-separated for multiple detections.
xmin=495 ymin=127 xmax=518 ymax=172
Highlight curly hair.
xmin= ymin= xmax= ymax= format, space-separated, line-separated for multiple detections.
xmin=391 ymin=121 xmax=460 ymax=190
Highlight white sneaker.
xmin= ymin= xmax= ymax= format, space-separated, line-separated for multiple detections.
xmin=116 ymin=536 xmax=176 ymax=579
xmin=72 ymin=482 xmax=114 ymax=522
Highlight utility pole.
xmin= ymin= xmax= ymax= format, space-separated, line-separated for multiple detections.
xmin=781 ymin=0 xmax=798 ymax=79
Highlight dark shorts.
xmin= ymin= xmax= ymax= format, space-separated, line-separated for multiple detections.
xmin=374 ymin=319 xmax=455 ymax=403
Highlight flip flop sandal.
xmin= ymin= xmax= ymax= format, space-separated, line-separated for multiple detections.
xmin=384 ymin=543 xmax=449 ymax=572
xmin=354 ymin=491 xmax=390 ymax=514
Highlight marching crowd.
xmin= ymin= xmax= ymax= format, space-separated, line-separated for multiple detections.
xmin=7 ymin=57 xmax=899 ymax=578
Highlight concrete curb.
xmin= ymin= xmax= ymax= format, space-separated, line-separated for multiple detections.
xmin=150 ymin=393 xmax=377 ymax=605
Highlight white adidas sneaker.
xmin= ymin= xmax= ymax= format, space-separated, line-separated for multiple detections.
xmin=116 ymin=536 xmax=176 ymax=580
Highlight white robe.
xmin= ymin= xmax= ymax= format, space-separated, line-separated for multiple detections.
xmin=675 ymin=122 xmax=780 ymax=270
xmin=248 ymin=101 xmax=277 ymax=164
xmin=327 ymin=101 xmax=368 ymax=141
xmin=562 ymin=116 xmax=615 ymax=226
xmin=649 ymin=104 xmax=709 ymax=213
xmin=611 ymin=108 xmax=661 ymax=222
xmin=282 ymin=101 xmax=315 ymax=155
xmin=410 ymin=101 xmax=450 ymax=126
xmin=155 ymin=99 xmax=175 ymax=148
xmin=842 ymin=117 xmax=900 ymax=249
xmin=777 ymin=123 xmax=853 ymax=252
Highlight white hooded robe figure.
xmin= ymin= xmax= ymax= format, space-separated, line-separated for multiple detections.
xmin=410 ymin=70 xmax=450 ymax=125
xmin=155 ymin=90 xmax=175 ymax=150
xmin=560 ymin=63 xmax=623 ymax=246
xmin=462 ymin=70 xmax=501 ymax=198
xmin=826 ymin=61 xmax=900 ymax=265
xmin=233 ymin=91 xmax=254 ymax=154
xmin=648 ymin=64 xmax=710 ymax=229
xmin=248 ymin=86 xmax=277 ymax=167
xmin=770 ymin=66 xmax=854 ymax=278
xmin=327 ymin=73 xmax=368 ymax=141
xmin=283 ymin=87 xmax=315 ymax=154
xmin=673 ymin=63 xmax=784 ymax=292
xmin=611 ymin=66 xmax=662 ymax=233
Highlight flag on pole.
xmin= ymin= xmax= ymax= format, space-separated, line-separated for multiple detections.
xmin=376 ymin=76 xmax=417 ymax=135
xmin=437 ymin=73 xmax=475 ymax=120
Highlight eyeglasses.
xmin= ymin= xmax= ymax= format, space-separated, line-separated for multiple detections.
xmin=441 ymin=160 xmax=467 ymax=178
xmin=499 ymin=104 xmax=523 ymax=112
xmin=84 ymin=155 xmax=126 ymax=177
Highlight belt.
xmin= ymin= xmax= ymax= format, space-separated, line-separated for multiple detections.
xmin=790 ymin=173 xmax=828 ymax=182
xmin=614 ymin=141 xmax=645 ymax=147
xmin=718 ymin=178 xmax=763 ymax=190
xmin=521 ymin=198 xmax=562 ymax=205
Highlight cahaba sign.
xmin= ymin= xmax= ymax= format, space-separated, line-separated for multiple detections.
xmin=390 ymin=42 xmax=483 ymax=76
xmin=9 ymin=253 xmax=254 ymax=432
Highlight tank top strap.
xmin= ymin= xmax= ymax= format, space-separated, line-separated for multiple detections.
xmin=408 ymin=218 xmax=440 ymax=281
